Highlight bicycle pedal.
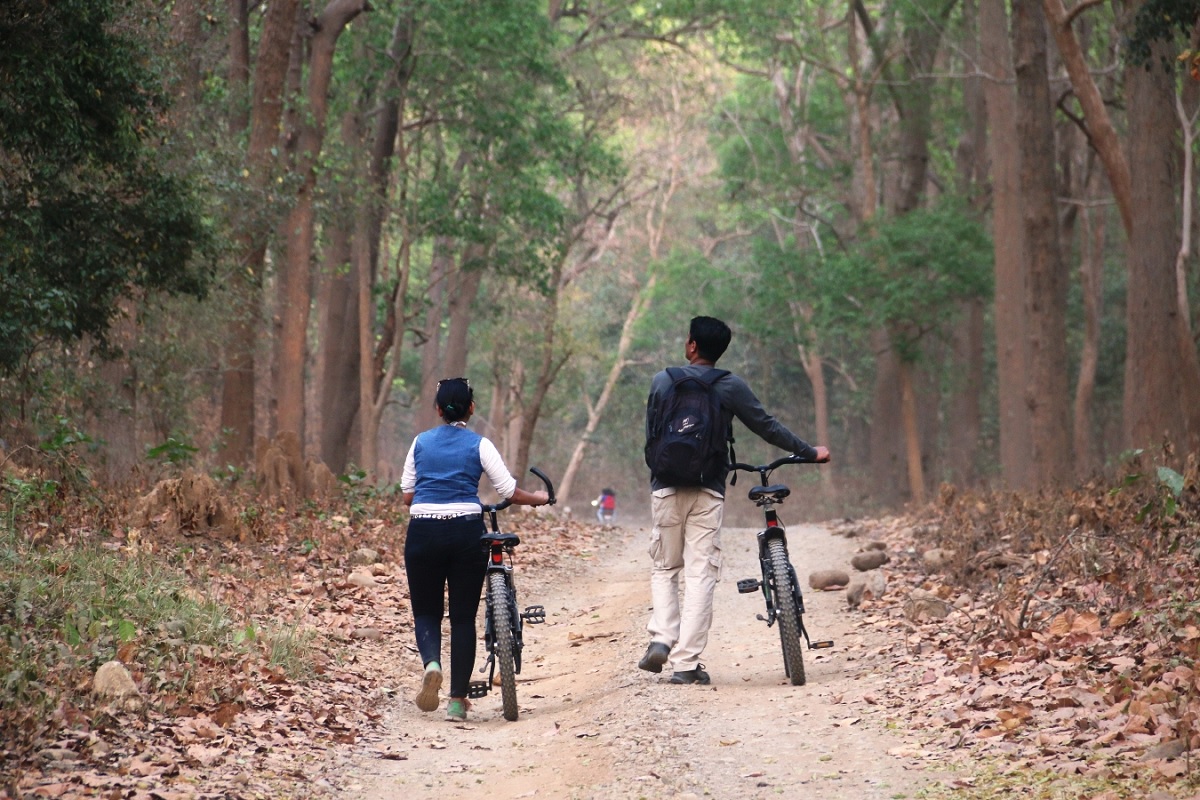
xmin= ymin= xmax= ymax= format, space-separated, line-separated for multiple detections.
xmin=736 ymin=578 xmax=761 ymax=593
xmin=521 ymin=605 xmax=546 ymax=624
xmin=809 ymin=640 xmax=835 ymax=649
xmin=466 ymin=681 xmax=490 ymax=699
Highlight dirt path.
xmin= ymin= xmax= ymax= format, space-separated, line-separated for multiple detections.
xmin=336 ymin=520 xmax=941 ymax=799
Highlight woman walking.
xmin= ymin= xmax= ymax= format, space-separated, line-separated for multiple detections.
xmin=400 ymin=377 xmax=550 ymax=721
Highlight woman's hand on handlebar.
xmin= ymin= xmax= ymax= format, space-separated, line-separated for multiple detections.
xmin=510 ymin=488 xmax=550 ymax=506
xmin=812 ymin=446 xmax=831 ymax=463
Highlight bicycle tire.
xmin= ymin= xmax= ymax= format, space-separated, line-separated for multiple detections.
xmin=489 ymin=572 xmax=520 ymax=720
xmin=767 ymin=537 xmax=806 ymax=686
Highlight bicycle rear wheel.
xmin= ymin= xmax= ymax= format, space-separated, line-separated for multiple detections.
xmin=767 ymin=538 xmax=806 ymax=686
xmin=488 ymin=572 xmax=519 ymax=720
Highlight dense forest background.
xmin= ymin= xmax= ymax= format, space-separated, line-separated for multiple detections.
xmin=4 ymin=0 xmax=1200 ymax=517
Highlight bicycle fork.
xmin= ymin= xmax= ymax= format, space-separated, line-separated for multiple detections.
xmin=736 ymin=530 xmax=834 ymax=651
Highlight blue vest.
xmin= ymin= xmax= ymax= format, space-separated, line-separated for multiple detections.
xmin=411 ymin=425 xmax=484 ymax=506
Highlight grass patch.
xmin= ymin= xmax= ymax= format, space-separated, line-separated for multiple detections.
xmin=0 ymin=491 xmax=314 ymax=751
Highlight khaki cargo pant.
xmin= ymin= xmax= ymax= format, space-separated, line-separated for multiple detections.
xmin=646 ymin=487 xmax=724 ymax=672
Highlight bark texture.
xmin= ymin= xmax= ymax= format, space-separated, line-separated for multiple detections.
xmin=1013 ymin=0 xmax=1072 ymax=485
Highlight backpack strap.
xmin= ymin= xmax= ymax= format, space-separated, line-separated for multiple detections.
xmin=691 ymin=368 xmax=737 ymax=482
xmin=699 ymin=368 xmax=736 ymax=485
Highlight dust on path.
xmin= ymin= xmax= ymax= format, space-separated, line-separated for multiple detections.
xmin=336 ymin=519 xmax=941 ymax=800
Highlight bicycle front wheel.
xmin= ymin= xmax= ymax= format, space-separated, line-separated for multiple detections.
xmin=767 ymin=538 xmax=806 ymax=686
xmin=488 ymin=572 xmax=519 ymax=720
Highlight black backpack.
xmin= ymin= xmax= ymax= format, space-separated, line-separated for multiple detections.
xmin=645 ymin=367 xmax=732 ymax=486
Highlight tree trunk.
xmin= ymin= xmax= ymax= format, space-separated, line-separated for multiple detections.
xmin=947 ymin=0 xmax=986 ymax=487
xmin=947 ymin=299 xmax=985 ymax=485
xmin=802 ymin=346 xmax=833 ymax=490
xmin=167 ymin=0 xmax=204 ymax=120
xmin=316 ymin=199 xmax=357 ymax=473
xmin=360 ymin=233 xmax=413 ymax=475
xmin=442 ymin=257 xmax=484 ymax=383
xmin=868 ymin=333 xmax=905 ymax=504
xmin=1042 ymin=0 xmax=1133 ymax=236
xmin=227 ymin=0 xmax=250 ymax=133
xmin=218 ymin=0 xmax=299 ymax=468
xmin=1123 ymin=31 xmax=1200 ymax=455
xmin=512 ymin=277 xmax=569 ymax=482
xmin=356 ymin=11 xmax=420 ymax=476
xmin=1013 ymin=0 xmax=1072 ymax=485
xmin=848 ymin=4 xmax=877 ymax=225
xmin=981 ymin=0 xmax=1032 ymax=489
xmin=414 ymin=238 xmax=453 ymax=434
xmin=274 ymin=0 xmax=369 ymax=447
xmin=870 ymin=5 xmax=944 ymax=503
xmin=558 ymin=273 xmax=657 ymax=504
xmin=898 ymin=359 xmax=926 ymax=504
xmin=92 ymin=308 xmax=139 ymax=485
xmin=1074 ymin=200 xmax=1104 ymax=477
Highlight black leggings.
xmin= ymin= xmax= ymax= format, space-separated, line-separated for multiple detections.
xmin=404 ymin=517 xmax=487 ymax=698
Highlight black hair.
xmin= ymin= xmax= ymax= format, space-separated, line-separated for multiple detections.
xmin=435 ymin=377 xmax=473 ymax=423
xmin=689 ymin=316 xmax=732 ymax=362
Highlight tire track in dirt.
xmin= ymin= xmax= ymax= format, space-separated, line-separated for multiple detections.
xmin=337 ymin=519 xmax=940 ymax=799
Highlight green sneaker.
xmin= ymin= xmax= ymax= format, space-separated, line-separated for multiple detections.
xmin=445 ymin=697 xmax=469 ymax=722
xmin=415 ymin=661 xmax=442 ymax=712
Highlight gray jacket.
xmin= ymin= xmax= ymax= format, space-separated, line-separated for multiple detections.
xmin=645 ymin=364 xmax=818 ymax=496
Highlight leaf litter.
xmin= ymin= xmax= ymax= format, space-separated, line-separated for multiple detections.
xmin=4 ymin=447 xmax=1200 ymax=798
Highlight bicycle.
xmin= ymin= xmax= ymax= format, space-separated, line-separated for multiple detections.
xmin=731 ymin=454 xmax=833 ymax=686
xmin=466 ymin=467 xmax=556 ymax=721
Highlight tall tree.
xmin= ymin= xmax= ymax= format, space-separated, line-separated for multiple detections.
xmin=980 ymin=0 xmax=1032 ymax=488
xmin=0 ymin=0 xmax=210 ymax=375
xmin=218 ymin=0 xmax=299 ymax=468
xmin=273 ymin=0 xmax=369 ymax=447
xmin=1013 ymin=0 xmax=1072 ymax=484
xmin=1123 ymin=15 xmax=1200 ymax=454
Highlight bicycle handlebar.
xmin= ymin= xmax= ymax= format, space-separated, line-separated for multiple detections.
xmin=730 ymin=453 xmax=821 ymax=474
xmin=529 ymin=466 xmax=558 ymax=506
xmin=483 ymin=466 xmax=557 ymax=512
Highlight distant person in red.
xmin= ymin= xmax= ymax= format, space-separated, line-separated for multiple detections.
xmin=592 ymin=488 xmax=616 ymax=523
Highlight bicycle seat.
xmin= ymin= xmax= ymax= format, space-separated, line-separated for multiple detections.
xmin=482 ymin=532 xmax=521 ymax=547
xmin=748 ymin=484 xmax=790 ymax=502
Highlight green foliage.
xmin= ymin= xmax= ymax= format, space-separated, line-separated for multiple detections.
xmin=819 ymin=202 xmax=992 ymax=362
xmin=395 ymin=0 xmax=619 ymax=292
xmin=146 ymin=435 xmax=199 ymax=468
xmin=1128 ymin=0 xmax=1200 ymax=69
xmin=0 ymin=0 xmax=212 ymax=373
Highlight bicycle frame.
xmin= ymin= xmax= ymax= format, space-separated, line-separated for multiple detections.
xmin=732 ymin=455 xmax=834 ymax=653
xmin=467 ymin=468 xmax=554 ymax=720
xmin=480 ymin=535 xmax=525 ymax=675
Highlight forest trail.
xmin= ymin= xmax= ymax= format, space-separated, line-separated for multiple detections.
xmin=337 ymin=518 xmax=940 ymax=799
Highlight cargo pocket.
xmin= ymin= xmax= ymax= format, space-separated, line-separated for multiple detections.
xmin=648 ymin=529 xmax=664 ymax=563
xmin=707 ymin=541 xmax=723 ymax=581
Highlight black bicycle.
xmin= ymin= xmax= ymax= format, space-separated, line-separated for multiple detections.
xmin=466 ymin=467 xmax=555 ymax=721
xmin=731 ymin=454 xmax=833 ymax=686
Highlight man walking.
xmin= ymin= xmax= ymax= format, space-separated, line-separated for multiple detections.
xmin=639 ymin=316 xmax=830 ymax=684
